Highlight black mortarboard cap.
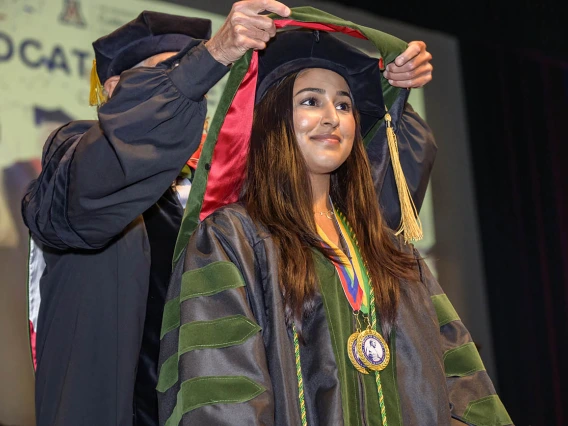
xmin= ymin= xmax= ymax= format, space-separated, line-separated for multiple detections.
xmin=256 ymin=30 xmax=384 ymax=136
xmin=92 ymin=10 xmax=212 ymax=83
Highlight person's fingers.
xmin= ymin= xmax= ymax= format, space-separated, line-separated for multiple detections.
xmin=233 ymin=0 xmax=291 ymax=17
xmin=394 ymin=41 xmax=425 ymax=67
xmin=386 ymin=50 xmax=432 ymax=75
xmin=234 ymin=24 xmax=271 ymax=47
xmin=259 ymin=0 xmax=291 ymax=16
xmin=390 ymin=50 xmax=432 ymax=74
xmin=408 ymin=71 xmax=432 ymax=88
xmin=234 ymin=22 xmax=270 ymax=43
xmin=265 ymin=22 xmax=277 ymax=38
xmin=206 ymin=0 xmax=289 ymax=65
xmin=232 ymin=12 xmax=276 ymax=38
xmin=387 ymin=69 xmax=433 ymax=88
xmin=384 ymin=62 xmax=433 ymax=82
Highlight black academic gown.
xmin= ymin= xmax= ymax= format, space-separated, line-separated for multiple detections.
xmin=22 ymin=41 xmax=228 ymax=426
xmin=158 ymin=204 xmax=512 ymax=426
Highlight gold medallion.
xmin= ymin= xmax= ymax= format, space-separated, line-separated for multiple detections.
xmin=347 ymin=332 xmax=368 ymax=374
xmin=356 ymin=329 xmax=390 ymax=371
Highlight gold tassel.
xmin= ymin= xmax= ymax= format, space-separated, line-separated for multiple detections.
xmin=89 ymin=59 xmax=107 ymax=107
xmin=384 ymin=111 xmax=423 ymax=243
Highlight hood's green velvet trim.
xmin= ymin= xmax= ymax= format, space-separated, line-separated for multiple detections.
xmin=313 ymin=254 xmax=359 ymax=425
xmin=172 ymin=51 xmax=253 ymax=266
xmin=443 ymin=342 xmax=486 ymax=378
xmin=164 ymin=376 xmax=266 ymax=426
xmin=314 ymin=251 xmax=403 ymax=426
xmin=463 ymin=395 xmax=513 ymax=426
xmin=431 ymin=293 xmax=461 ymax=327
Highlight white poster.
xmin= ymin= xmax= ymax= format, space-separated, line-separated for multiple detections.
xmin=0 ymin=0 xmax=227 ymax=246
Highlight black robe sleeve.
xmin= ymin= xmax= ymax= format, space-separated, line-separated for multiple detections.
xmin=157 ymin=207 xmax=275 ymax=425
xmin=414 ymin=248 xmax=513 ymax=425
xmin=22 ymin=42 xmax=228 ymax=250
xmin=366 ymin=89 xmax=437 ymax=230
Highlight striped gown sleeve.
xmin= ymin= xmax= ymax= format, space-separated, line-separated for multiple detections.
xmin=415 ymin=249 xmax=514 ymax=426
xmin=158 ymin=208 xmax=274 ymax=426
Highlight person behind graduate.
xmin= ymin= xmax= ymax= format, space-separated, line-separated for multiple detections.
xmin=20 ymin=2 xmax=437 ymax=426
xmin=157 ymin=17 xmax=513 ymax=426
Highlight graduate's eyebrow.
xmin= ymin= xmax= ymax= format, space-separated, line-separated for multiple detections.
xmin=294 ymin=87 xmax=351 ymax=98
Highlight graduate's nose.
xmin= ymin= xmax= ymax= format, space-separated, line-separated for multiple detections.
xmin=321 ymin=102 xmax=339 ymax=128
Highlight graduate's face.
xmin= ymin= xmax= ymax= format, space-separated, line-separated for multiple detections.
xmin=293 ymin=68 xmax=355 ymax=176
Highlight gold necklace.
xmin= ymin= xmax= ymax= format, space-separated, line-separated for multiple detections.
xmin=316 ymin=209 xmax=334 ymax=219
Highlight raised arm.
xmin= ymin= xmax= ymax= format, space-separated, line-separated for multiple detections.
xmin=365 ymin=84 xmax=437 ymax=230
xmin=372 ymin=39 xmax=436 ymax=229
xmin=383 ymin=40 xmax=433 ymax=88
xmin=378 ymin=100 xmax=437 ymax=229
xmin=22 ymin=42 xmax=227 ymax=250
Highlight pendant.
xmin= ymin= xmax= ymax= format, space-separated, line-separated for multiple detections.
xmin=347 ymin=332 xmax=369 ymax=374
xmin=356 ymin=329 xmax=390 ymax=371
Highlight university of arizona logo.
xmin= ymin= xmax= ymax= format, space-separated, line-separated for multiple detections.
xmin=59 ymin=0 xmax=86 ymax=27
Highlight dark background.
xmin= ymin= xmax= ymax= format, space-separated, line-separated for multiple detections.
xmin=331 ymin=0 xmax=567 ymax=59
xmin=330 ymin=1 xmax=568 ymax=425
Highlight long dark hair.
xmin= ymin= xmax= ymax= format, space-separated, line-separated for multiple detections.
xmin=242 ymin=72 xmax=419 ymax=337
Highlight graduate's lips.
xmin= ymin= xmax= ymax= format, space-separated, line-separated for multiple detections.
xmin=310 ymin=133 xmax=341 ymax=144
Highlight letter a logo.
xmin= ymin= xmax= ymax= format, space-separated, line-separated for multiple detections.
xmin=59 ymin=0 xmax=86 ymax=27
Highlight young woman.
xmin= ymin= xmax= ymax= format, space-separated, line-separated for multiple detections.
xmin=158 ymin=28 xmax=512 ymax=426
